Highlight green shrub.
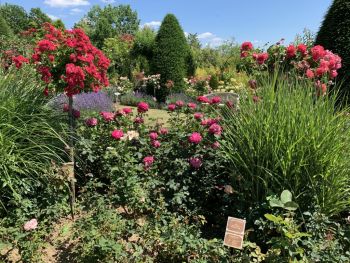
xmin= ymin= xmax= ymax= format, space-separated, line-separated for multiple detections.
xmin=0 ymin=67 xmax=68 ymax=214
xmin=0 ymin=15 xmax=12 ymax=37
xmin=152 ymin=14 xmax=190 ymax=101
xmin=315 ymin=0 xmax=350 ymax=100
xmin=209 ymin=74 xmax=219 ymax=90
xmin=221 ymin=75 xmax=350 ymax=216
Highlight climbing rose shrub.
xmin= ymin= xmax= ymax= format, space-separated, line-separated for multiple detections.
xmin=13 ymin=23 xmax=110 ymax=96
xmin=238 ymin=41 xmax=342 ymax=95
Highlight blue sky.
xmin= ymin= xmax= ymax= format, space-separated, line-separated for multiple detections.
xmin=2 ymin=0 xmax=332 ymax=47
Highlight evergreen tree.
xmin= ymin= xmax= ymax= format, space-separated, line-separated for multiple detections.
xmin=315 ymin=0 xmax=350 ymax=99
xmin=0 ymin=15 xmax=13 ymax=37
xmin=152 ymin=14 xmax=190 ymax=101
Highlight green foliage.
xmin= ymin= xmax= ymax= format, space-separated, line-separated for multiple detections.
xmin=0 ymin=15 xmax=13 ymax=37
xmin=254 ymin=191 xmax=350 ymax=262
xmin=0 ymin=67 xmax=68 ymax=214
xmin=131 ymin=27 xmax=156 ymax=74
xmin=52 ymin=19 xmax=66 ymax=30
xmin=76 ymin=4 xmax=140 ymax=48
xmin=221 ymin=75 xmax=350 ymax=216
xmin=315 ymin=0 xmax=350 ymax=99
xmin=28 ymin=8 xmax=52 ymax=29
xmin=152 ymin=14 xmax=190 ymax=101
xmin=120 ymin=92 xmax=159 ymax=108
xmin=71 ymin=193 xmax=231 ymax=262
xmin=209 ymin=74 xmax=219 ymax=90
xmin=0 ymin=3 xmax=29 ymax=34
xmin=103 ymin=37 xmax=133 ymax=77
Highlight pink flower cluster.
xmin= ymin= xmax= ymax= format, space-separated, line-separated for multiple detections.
xmin=13 ymin=23 xmax=110 ymax=96
xmin=240 ymin=41 xmax=342 ymax=95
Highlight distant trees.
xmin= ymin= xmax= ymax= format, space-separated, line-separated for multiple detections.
xmin=0 ymin=15 xmax=13 ymax=37
xmin=0 ymin=4 xmax=30 ymax=34
xmin=75 ymin=5 xmax=140 ymax=48
xmin=0 ymin=4 xmax=56 ymax=34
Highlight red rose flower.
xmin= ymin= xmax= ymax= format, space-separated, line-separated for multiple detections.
xmin=286 ymin=45 xmax=296 ymax=58
xmin=241 ymin=41 xmax=253 ymax=51
xmin=111 ymin=129 xmax=124 ymax=140
xmin=168 ymin=104 xmax=176 ymax=111
xmin=137 ymin=102 xmax=149 ymax=113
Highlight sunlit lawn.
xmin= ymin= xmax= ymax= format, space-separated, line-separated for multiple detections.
xmin=115 ymin=104 xmax=170 ymax=126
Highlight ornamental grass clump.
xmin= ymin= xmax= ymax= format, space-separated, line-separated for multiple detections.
xmin=221 ymin=74 xmax=350 ymax=216
xmin=0 ymin=67 xmax=67 ymax=213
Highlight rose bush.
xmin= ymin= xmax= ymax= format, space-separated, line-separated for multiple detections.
xmin=238 ymin=41 xmax=342 ymax=96
xmin=75 ymin=97 xmax=236 ymax=220
xmin=11 ymin=23 xmax=110 ymax=97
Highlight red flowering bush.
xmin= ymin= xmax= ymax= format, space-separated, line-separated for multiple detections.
xmin=238 ymin=41 xmax=342 ymax=95
xmin=12 ymin=23 xmax=110 ymax=97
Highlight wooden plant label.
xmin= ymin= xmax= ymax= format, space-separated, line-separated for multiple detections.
xmin=223 ymin=217 xmax=246 ymax=249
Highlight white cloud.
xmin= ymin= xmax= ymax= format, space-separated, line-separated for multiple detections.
xmin=197 ymin=32 xmax=224 ymax=47
xmin=101 ymin=0 xmax=115 ymax=3
xmin=44 ymin=0 xmax=90 ymax=8
xmin=198 ymin=32 xmax=215 ymax=39
xmin=47 ymin=14 xmax=59 ymax=21
xmin=142 ymin=21 xmax=161 ymax=29
xmin=184 ymin=32 xmax=189 ymax=37
xmin=70 ymin=8 xmax=83 ymax=14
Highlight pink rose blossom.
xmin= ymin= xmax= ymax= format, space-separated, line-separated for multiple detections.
xmin=197 ymin=96 xmax=210 ymax=103
xmin=137 ymin=102 xmax=149 ymax=113
xmin=149 ymin=132 xmax=158 ymax=141
xmin=143 ymin=156 xmax=154 ymax=167
xmin=23 ymin=219 xmax=38 ymax=231
xmin=63 ymin=104 xmax=69 ymax=112
xmin=160 ymin=128 xmax=168 ymax=135
xmin=188 ymin=132 xmax=202 ymax=144
xmin=297 ymin=44 xmax=307 ymax=56
xmin=111 ymin=129 xmax=124 ymax=140
xmin=85 ymin=117 xmax=98 ymax=127
xmin=122 ymin=107 xmax=132 ymax=115
xmin=208 ymin=123 xmax=222 ymax=135
xmin=311 ymin=45 xmax=326 ymax=61
xmin=175 ymin=100 xmax=184 ymax=107
xmin=134 ymin=117 xmax=144 ymax=124
xmin=241 ymin=41 xmax=253 ymax=51
xmin=168 ymin=104 xmax=176 ymax=111
xmin=256 ymin=53 xmax=269 ymax=65
xmin=189 ymin=157 xmax=202 ymax=169
xmin=100 ymin=111 xmax=115 ymax=122
xmin=194 ymin=112 xmax=203 ymax=120
xmin=73 ymin=109 xmax=80 ymax=119
xmin=286 ymin=44 xmax=296 ymax=58
xmin=187 ymin=102 xmax=197 ymax=109
xmin=306 ymin=69 xmax=314 ymax=79
xmin=212 ymin=141 xmax=220 ymax=149
xmin=330 ymin=70 xmax=338 ymax=78
xmin=151 ymin=140 xmax=161 ymax=148
xmin=210 ymin=96 xmax=221 ymax=104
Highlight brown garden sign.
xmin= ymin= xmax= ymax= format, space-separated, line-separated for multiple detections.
xmin=223 ymin=217 xmax=246 ymax=249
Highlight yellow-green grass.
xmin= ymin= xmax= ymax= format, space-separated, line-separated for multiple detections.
xmin=115 ymin=104 xmax=170 ymax=126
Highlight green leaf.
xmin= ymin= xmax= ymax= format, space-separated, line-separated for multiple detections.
xmin=264 ymin=213 xmax=283 ymax=223
xmin=269 ymin=197 xmax=284 ymax=208
xmin=280 ymin=190 xmax=292 ymax=204
xmin=283 ymin=201 xmax=299 ymax=211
